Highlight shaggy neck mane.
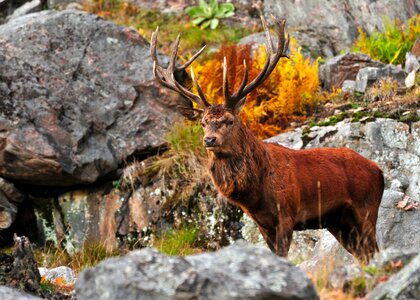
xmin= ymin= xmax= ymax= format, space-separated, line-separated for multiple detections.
xmin=208 ymin=123 xmax=270 ymax=202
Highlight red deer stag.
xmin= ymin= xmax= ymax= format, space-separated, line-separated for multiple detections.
xmin=150 ymin=16 xmax=384 ymax=260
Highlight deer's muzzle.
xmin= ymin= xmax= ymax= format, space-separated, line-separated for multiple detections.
xmin=204 ymin=136 xmax=217 ymax=148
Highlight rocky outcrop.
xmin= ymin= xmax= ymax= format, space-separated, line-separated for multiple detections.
xmin=354 ymin=65 xmax=407 ymax=93
xmin=0 ymin=178 xmax=25 ymax=228
xmin=299 ymin=230 xmax=357 ymax=275
xmin=376 ymin=190 xmax=420 ymax=252
xmin=267 ymin=119 xmax=420 ymax=201
xmin=76 ymin=242 xmax=319 ymax=300
xmin=319 ymin=53 xmax=385 ymax=91
xmin=0 ymin=236 xmax=42 ymax=295
xmin=263 ymin=0 xmax=420 ymax=57
xmin=368 ymin=253 xmax=420 ymax=300
xmin=32 ymin=170 xmax=241 ymax=252
xmin=0 ymin=9 xmax=184 ymax=186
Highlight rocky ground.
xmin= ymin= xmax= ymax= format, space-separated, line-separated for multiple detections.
xmin=0 ymin=1 xmax=419 ymax=299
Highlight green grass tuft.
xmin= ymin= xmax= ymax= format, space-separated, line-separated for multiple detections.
xmin=153 ymin=224 xmax=201 ymax=256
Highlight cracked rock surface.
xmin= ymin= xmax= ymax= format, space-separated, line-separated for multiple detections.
xmin=263 ymin=0 xmax=419 ymax=57
xmin=0 ymin=9 xmax=184 ymax=186
xmin=76 ymin=242 xmax=319 ymax=300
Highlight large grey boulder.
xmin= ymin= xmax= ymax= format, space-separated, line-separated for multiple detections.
xmin=376 ymin=190 xmax=420 ymax=252
xmin=263 ymin=0 xmax=419 ymax=57
xmin=0 ymin=10 xmax=184 ymax=186
xmin=76 ymin=242 xmax=319 ymax=300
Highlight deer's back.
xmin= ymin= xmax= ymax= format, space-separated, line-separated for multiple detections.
xmin=265 ymin=143 xmax=384 ymax=222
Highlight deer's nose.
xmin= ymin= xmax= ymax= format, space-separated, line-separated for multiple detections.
xmin=204 ymin=137 xmax=217 ymax=147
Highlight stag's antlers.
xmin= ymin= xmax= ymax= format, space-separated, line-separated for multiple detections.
xmin=150 ymin=15 xmax=289 ymax=111
xmin=223 ymin=17 xmax=289 ymax=110
xmin=150 ymin=28 xmax=210 ymax=109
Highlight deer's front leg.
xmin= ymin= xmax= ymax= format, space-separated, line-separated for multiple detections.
xmin=275 ymin=207 xmax=294 ymax=256
xmin=275 ymin=219 xmax=293 ymax=256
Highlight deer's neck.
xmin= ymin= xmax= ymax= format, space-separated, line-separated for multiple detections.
xmin=208 ymin=125 xmax=270 ymax=203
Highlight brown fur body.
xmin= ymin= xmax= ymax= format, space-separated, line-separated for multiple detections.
xmin=205 ymin=109 xmax=384 ymax=259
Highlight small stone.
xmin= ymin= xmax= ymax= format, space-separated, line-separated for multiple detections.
xmin=405 ymin=70 xmax=416 ymax=88
xmin=38 ymin=267 xmax=48 ymax=277
xmin=341 ymin=80 xmax=356 ymax=93
xmin=44 ymin=266 xmax=75 ymax=284
xmin=405 ymin=52 xmax=420 ymax=74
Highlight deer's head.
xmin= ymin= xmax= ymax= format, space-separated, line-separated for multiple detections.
xmin=151 ymin=16 xmax=289 ymax=154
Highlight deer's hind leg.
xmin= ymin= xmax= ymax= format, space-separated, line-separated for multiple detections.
xmin=327 ymin=206 xmax=378 ymax=261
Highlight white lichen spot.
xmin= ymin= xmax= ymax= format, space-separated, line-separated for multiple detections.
xmin=106 ymin=37 xmax=119 ymax=44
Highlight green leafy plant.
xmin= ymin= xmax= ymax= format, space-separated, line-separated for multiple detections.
xmin=186 ymin=0 xmax=235 ymax=30
xmin=353 ymin=15 xmax=420 ymax=65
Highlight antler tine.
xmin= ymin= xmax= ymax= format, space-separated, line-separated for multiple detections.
xmin=179 ymin=45 xmax=206 ymax=70
xmin=170 ymin=34 xmax=182 ymax=71
xmin=223 ymin=57 xmax=230 ymax=103
xmin=153 ymin=61 xmax=173 ymax=91
xmin=150 ymin=27 xmax=210 ymax=109
xmin=150 ymin=27 xmax=159 ymax=62
xmin=190 ymin=66 xmax=209 ymax=104
xmin=261 ymin=14 xmax=275 ymax=53
xmin=223 ymin=59 xmax=248 ymax=108
xmin=275 ymin=17 xmax=290 ymax=59
xmin=224 ymin=15 xmax=289 ymax=111
xmin=235 ymin=59 xmax=249 ymax=98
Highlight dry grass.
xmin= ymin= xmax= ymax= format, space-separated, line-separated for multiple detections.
xmin=35 ymin=242 xmax=122 ymax=276
xmin=365 ymin=77 xmax=399 ymax=102
xmin=318 ymin=289 xmax=356 ymax=300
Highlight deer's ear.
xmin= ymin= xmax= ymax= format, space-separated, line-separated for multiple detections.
xmin=178 ymin=106 xmax=204 ymax=120
xmin=233 ymin=98 xmax=246 ymax=115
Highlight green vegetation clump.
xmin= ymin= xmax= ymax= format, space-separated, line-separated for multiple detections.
xmin=152 ymin=121 xmax=206 ymax=183
xmin=40 ymin=279 xmax=56 ymax=294
xmin=349 ymin=276 xmax=367 ymax=297
xmin=399 ymin=113 xmax=420 ymax=123
xmin=317 ymin=112 xmax=348 ymax=126
xmin=353 ymin=15 xmax=420 ymax=65
xmin=153 ymin=224 xmax=201 ymax=256
xmin=83 ymin=0 xmax=249 ymax=54
xmin=351 ymin=111 xmax=372 ymax=122
xmin=186 ymin=0 xmax=235 ymax=30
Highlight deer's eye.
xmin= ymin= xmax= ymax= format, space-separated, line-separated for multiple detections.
xmin=200 ymin=122 xmax=206 ymax=127
xmin=227 ymin=120 xmax=234 ymax=125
